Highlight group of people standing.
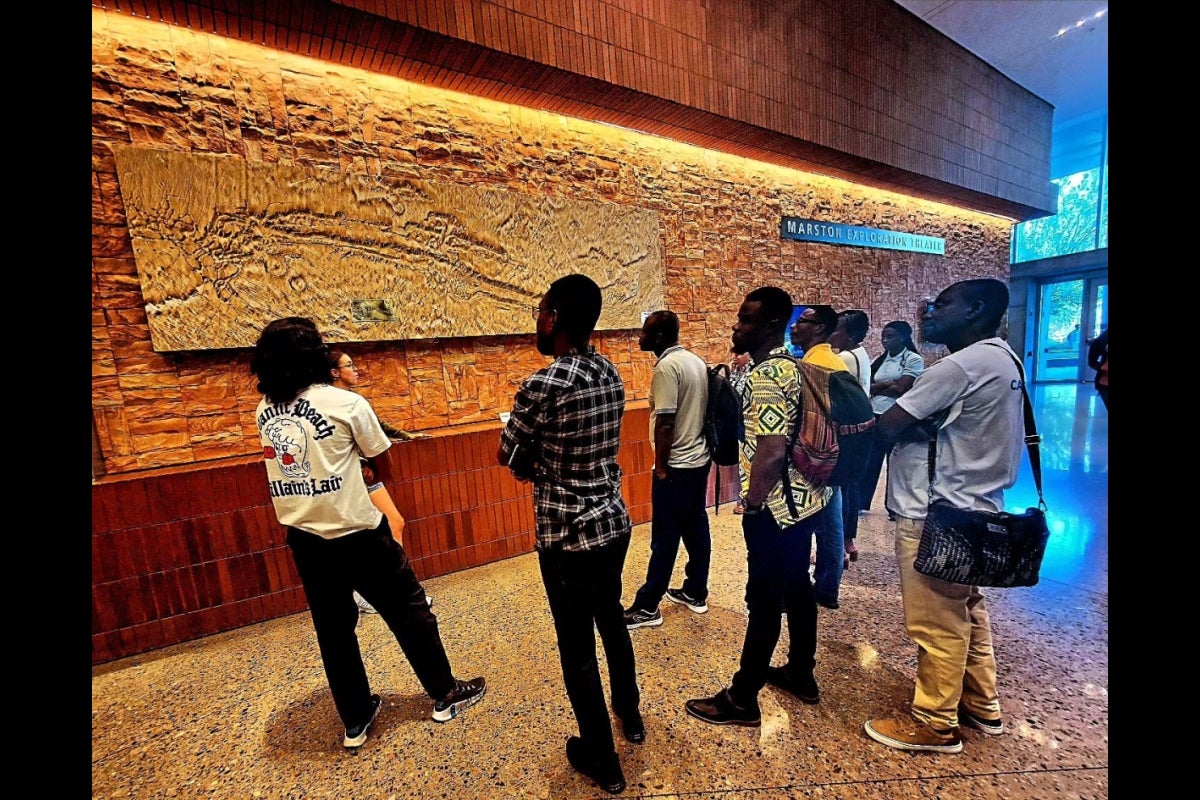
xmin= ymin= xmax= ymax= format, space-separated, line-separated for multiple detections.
xmin=250 ymin=273 xmax=1029 ymax=794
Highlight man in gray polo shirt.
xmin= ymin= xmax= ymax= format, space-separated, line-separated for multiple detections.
xmin=625 ymin=310 xmax=713 ymax=629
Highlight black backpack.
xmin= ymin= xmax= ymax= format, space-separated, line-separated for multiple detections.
xmin=819 ymin=366 xmax=876 ymax=488
xmin=704 ymin=363 xmax=744 ymax=513
xmin=824 ymin=352 xmax=876 ymax=488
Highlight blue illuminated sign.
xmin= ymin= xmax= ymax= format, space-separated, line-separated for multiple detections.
xmin=780 ymin=217 xmax=944 ymax=255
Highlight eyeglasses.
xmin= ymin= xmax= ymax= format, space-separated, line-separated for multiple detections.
xmin=532 ymin=306 xmax=556 ymax=319
xmin=793 ymin=319 xmax=819 ymax=325
xmin=338 ymin=363 xmax=358 ymax=371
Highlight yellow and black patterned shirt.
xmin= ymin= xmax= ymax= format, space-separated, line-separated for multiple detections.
xmin=739 ymin=347 xmax=830 ymax=525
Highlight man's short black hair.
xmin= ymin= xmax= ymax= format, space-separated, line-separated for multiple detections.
xmin=644 ymin=309 xmax=679 ymax=342
xmin=955 ymin=278 xmax=1010 ymax=331
xmin=807 ymin=304 xmax=838 ymax=335
xmin=744 ymin=286 xmax=793 ymax=327
xmin=546 ymin=274 xmax=603 ymax=346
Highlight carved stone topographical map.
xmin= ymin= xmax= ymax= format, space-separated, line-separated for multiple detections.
xmin=111 ymin=146 xmax=664 ymax=352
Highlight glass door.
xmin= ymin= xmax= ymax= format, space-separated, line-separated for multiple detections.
xmin=1035 ymin=277 xmax=1108 ymax=383
xmin=1036 ymin=279 xmax=1085 ymax=382
xmin=1083 ymin=279 xmax=1108 ymax=385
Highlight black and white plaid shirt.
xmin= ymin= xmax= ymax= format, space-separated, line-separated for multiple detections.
xmin=499 ymin=348 xmax=631 ymax=552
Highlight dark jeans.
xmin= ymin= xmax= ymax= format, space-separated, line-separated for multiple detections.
xmin=286 ymin=520 xmax=455 ymax=728
xmin=811 ymin=487 xmax=844 ymax=606
xmin=841 ymin=482 xmax=861 ymax=543
xmin=857 ymin=419 xmax=889 ymax=512
xmin=632 ymin=464 xmax=711 ymax=610
xmin=729 ymin=510 xmax=820 ymax=707
xmin=538 ymin=535 xmax=640 ymax=756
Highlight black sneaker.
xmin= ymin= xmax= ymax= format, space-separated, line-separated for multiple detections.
xmin=684 ymin=688 xmax=761 ymax=727
xmin=565 ymin=736 xmax=626 ymax=794
xmin=958 ymin=704 xmax=1004 ymax=735
xmin=432 ymin=677 xmax=487 ymax=722
xmin=765 ymin=665 xmax=820 ymax=704
xmin=617 ymin=708 xmax=645 ymax=744
xmin=623 ymin=607 xmax=662 ymax=629
xmin=664 ymin=587 xmax=708 ymax=614
xmin=343 ymin=694 xmax=382 ymax=748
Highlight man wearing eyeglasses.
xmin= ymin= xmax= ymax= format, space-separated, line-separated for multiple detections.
xmin=498 ymin=274 xmax=640 ymax=795
xmin=789 ymin=304 xmax=852 ymax=611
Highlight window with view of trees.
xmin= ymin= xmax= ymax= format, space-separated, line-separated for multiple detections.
xmin=1012 ymin=158 xmax=1108 ymax=263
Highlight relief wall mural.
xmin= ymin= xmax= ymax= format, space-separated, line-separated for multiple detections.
xmin=112 ymin=145 xmax=664 ymax=352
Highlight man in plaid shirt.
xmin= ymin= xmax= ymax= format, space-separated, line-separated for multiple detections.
xmin=498 ymin=274 xmax=640 ymax=795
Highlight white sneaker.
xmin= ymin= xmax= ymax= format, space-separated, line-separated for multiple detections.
xmin=354 ymin=592 xmax=378 ymax=614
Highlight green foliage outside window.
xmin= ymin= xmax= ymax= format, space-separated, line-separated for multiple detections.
xmin=1012 ymin=165 xmax=1107 ymax=263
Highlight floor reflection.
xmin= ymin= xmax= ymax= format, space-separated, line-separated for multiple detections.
xmin=1007 ymin=382 xmax=1108 ymax=592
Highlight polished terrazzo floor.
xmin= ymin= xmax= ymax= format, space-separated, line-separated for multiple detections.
xmin=91 ymin=383 xmax=1107 ymax=799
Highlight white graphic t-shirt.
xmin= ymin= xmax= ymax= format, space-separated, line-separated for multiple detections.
xmin=256 ymin=383 xmax=391 ymax=539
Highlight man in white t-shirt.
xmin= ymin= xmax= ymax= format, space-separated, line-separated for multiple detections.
xmin=252 ymin=317 xmax=486 ymax=751
xmin=625 ymin=310 xmax=713 ymax=629
xmin=864 ymin=279 xmax=1024 ymax=755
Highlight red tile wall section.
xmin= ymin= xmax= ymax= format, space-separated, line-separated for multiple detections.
xmin=94 ymin=406 xmax=733 ymax=665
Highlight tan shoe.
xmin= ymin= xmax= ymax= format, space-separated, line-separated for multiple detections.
xmin=864 ymin=716 xmax=962 ymax=753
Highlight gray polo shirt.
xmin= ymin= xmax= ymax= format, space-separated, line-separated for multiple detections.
xmin=650 ymin=345 xmax=711 ymax=469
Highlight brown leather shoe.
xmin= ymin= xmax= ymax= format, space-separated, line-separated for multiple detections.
xmin=864 ymin=716 xmax=962 ymax=753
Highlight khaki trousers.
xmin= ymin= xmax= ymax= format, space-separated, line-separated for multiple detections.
xmin=895 ymin=516 xmax=1001 ymax=729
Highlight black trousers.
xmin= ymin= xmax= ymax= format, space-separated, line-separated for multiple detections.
xmin=729 ymin=510 xmax=820 ymax=707
xmin=286 ymin=519 xmax=456 ymax=728
xmin=857 ymin=417 xmax=890 ymax=512
xmin=632 ymin=464 xmax=712 ymax=611
xmin=538 ymin=535 xmax=640 ymax=756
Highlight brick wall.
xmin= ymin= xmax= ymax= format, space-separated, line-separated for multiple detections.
xmin=92 ymin=10 xmax=1010 ymax=478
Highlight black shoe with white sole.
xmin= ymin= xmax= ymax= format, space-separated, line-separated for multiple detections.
xmin=432 ymin=677 xmax=487 ymax=722
xmin=343 ymin=694 xmax=382 ymax=748
xmin=664 ymin=587 xmax=708 ymax=614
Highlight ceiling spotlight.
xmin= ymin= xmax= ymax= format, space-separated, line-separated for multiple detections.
xmin=1053 ymin=8 xmax=1106 ymax=39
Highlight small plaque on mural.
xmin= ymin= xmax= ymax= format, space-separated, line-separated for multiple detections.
xmin=351 ymin=299 xmax=397 ymax=322
xmin=111 ymin=146 xmax=665 ymax=352
xmin=780 ymin=217 xmax=944 ymax=255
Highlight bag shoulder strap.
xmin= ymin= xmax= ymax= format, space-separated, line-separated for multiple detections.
xmin=926 ymin=343 xmax=1046 ymax=511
